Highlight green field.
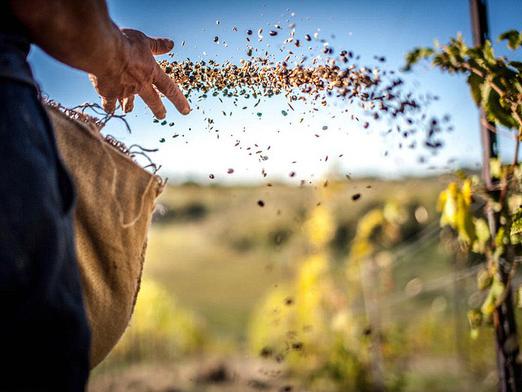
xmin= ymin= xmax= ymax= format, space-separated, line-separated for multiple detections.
xmin=90 ymin=177 xmax=500 ymax=392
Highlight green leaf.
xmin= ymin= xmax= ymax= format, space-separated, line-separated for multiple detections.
xmin=481 ymin=78 xmax=518 ymax=129
xmin=490 ymin=158 xmax=502 ymax=179
xmin=404 ymin=47 xmax=434 ymax=71
xmin=472 ymin=218 xmax=490 ymax=254
xmin=467 ymin=73 xmax=484 ymax=106
xmin=511 ymin=209 xmax=522 ymax=236
xmin=477 ymin=268 xmax=493 ymax=290
xmin=481 ymin=276 xmax=505 ymax=317
xmin=482 ymin=41 xmax=496 ymax=65
xmin=467 ymin=308 xmax=483 ymax=329
xmin=499 ymin=30 xmax=522 ymax=50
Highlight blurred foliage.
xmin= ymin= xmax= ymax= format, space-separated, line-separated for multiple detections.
xmin=249 ymin=201 xmax=411 ymax=391
xmin=407 ymin=31 xmax=522 ymax=340
xmin=405 ymin=31 xmax=522 ymax=131
xmin=107 ymin=278 xmax=207 ymax=363
xmin=93 ymin=180 xmax=500 ymax=391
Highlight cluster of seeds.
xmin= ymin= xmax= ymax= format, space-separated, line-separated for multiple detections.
xmin=152 ymin=19 xmax=453 ymax=189
xmin=159 ymin=23 xmax=450 ymax=153
xmin=160 ymin=58 xmax=419 ymax=122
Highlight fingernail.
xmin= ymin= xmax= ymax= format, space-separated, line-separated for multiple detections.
xmin=182 ymin=105 xmax=191 ymax=115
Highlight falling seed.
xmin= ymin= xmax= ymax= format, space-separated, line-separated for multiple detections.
xmin=289 ymin=171 xmax=296 ymax=177
xmin=159 ymin=138 xmax=165 ymax=143
xmin=281 ymin=110 xmax=288 ymax=116
xmin=260 ymin=347 xmax=273 ymax=358
xmin=322 ymin=125 xmax=328 ymax=130
xmin=285 ymin=297 xmax=294 ymax=305
xmin=213 ymin=36 xmax=219 ymax=43
xmin=257 ymin=200 xmax=265 ymax=207
xmin=209 ymin=174 xmax=215 ymax=179
xmin=269 ymin=30 xmax=278 ymax=36
xmin=227 ymin=168 xmax=234 ymax=174
xmin=351 ymin=193 xmax=361 ymax=201
xmin=304 ymin=34 xmax=311 ymax=41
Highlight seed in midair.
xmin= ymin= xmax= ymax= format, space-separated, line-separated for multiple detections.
xmin=257 ymin=200 xmax=265 ymax=207
xmin=351 ymin=193 xmax=361 ymax=201
xmin=227 ymin=168 xmax=234 ymax=174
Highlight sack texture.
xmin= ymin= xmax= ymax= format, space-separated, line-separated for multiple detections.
xmin=46 ymin=107 xmax=163 ymax=368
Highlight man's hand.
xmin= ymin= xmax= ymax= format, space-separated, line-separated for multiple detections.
xmin=10 ymin=0 xmax=190 ymax=119
xmin=89 ymin=29 xmax=190 ymax=119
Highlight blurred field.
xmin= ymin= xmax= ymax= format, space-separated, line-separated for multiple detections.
xmin=89 ymin=176 xmax=501 ymax=392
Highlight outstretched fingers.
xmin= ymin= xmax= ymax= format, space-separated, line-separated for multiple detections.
xmin=101 ymin=96 xmax=117 ymax=114
xmin=139 ymin=85 xmax=166 ymax=119
xmin=122 ymin=95 xmax=135 ymax=113
xmin=148 ymin=37 xmax=174 ymax=55
xmin=153 ymin=65 xmax=190 ymax=115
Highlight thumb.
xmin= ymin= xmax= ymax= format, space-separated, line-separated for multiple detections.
xmin=148 ymin=37 xmax=174 ymax=55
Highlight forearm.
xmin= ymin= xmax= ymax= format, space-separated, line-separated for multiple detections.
xmin=10 ymin=0 xmax=127 ymax=76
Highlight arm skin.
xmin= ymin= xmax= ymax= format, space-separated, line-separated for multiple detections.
xmin=10 ymin=0 xmax=190 ymax=118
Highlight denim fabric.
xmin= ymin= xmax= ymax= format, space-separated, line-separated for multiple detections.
xmin=0 ymin=80 xmax=90 ymax=391
xmin=0 ymin=3 xmax=35 ymax=86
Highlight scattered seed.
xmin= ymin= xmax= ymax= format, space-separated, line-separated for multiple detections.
xmin=260 ymin=347 xmax=273 ymax=357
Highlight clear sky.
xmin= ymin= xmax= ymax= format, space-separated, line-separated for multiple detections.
xmin=29 ymin=0 xmax=522 ymax=184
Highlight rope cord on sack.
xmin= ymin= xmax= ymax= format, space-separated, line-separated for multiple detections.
xmin=44 ymin=100 xmax=164 ymax=228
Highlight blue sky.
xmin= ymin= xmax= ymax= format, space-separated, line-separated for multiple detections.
xmin=29 ymin=0 xmax=522 ymax=184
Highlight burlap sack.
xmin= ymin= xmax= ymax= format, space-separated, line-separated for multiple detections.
xmin=46 ymin=106 xmax=164 ymax=368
